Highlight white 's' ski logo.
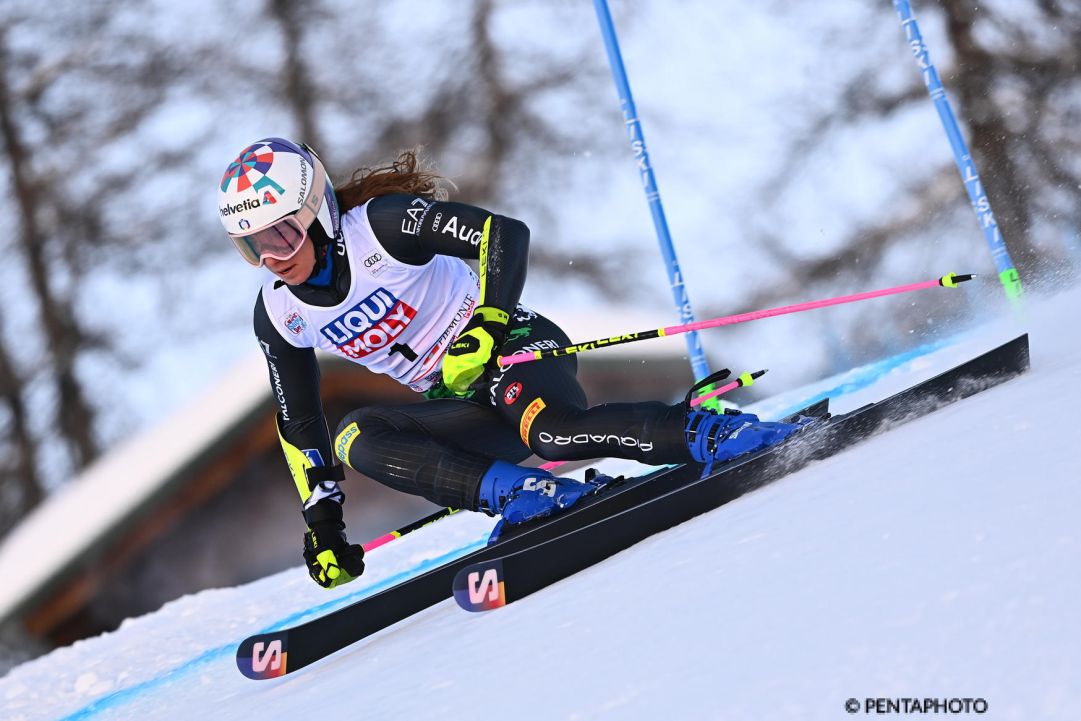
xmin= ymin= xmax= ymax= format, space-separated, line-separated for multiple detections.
xmin=467 ymin=569 xmax=501 ymax=604
xmin=251 ymin=640 xmax=283 ymax=673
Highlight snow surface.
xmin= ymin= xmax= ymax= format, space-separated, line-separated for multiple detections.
xmin=2 ymin=287 xmax=1079 ymax=721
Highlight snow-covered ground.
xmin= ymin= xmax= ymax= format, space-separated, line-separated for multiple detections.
xmin=2 ymin=287 xmax=1079 ymax=721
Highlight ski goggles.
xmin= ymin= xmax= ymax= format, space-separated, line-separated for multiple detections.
xmin=227 ymin=158 xmax=328 ymax=267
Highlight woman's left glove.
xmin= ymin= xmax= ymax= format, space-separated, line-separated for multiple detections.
xmin=442 ymin=306 xmax=509 ymax=394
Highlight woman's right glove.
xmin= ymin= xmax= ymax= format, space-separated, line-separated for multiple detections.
xmin=302 ymin=498 xmax=365 ymax=588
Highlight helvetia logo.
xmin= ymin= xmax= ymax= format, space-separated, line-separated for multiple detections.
xmin=219 ymin=198 xmax=262 ymax=217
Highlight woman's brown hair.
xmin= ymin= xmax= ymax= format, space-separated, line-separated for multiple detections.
xmin=334 ymin=148 xmax=451 ymax=213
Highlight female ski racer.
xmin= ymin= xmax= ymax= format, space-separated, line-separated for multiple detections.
xmin=217 ymin=137 xmax=806 ymax=589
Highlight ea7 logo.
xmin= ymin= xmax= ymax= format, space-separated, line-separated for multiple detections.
xmin=252 ymin=640 xmax=283 ymax=673
xmin=468 ymin=568 xmax=502 ymax=605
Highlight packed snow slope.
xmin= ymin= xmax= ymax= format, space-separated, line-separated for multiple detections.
xmin=3 ymin=287 xmax=1080 ymax=721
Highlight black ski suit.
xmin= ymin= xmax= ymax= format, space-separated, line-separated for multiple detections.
xmin=255 ymin=194 xmax=691 ymax=510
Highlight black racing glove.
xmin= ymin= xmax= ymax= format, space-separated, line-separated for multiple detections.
xmin=302 ymin=498 xmax=365 ymax=588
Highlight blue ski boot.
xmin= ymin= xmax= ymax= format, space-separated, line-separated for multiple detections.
xmin=685 ymin=408 xmax=812 ymax=475
xmin=477 ymin=460 xmax=609 ymax=526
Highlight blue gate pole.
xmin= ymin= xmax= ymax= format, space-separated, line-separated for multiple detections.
xmin=893 ymin=0 xmax=1023 ymax=307
xmin=592 ymin=0 xmax=711 ymax=381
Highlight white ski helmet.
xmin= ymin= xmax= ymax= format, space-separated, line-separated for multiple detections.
xmin=218 ymin=137 xmax=340 ymax=266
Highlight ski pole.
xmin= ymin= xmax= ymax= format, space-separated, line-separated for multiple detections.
xmin=498 ymin=273 xmax=973 ymax=366
xmin=892 ymin=0 xmax=1023 ymax=306
xmin=362 ymin=507 xmax=462 ymax=552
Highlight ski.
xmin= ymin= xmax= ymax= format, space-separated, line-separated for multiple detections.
xmin=235 ymin=403 xmax=828 ymax=680
xmin=452 ymin=334 xmax=1031 ymax=611
xmin=237 ymin=335 xmax=1028 ymax=677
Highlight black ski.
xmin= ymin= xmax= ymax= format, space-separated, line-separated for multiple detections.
xmin=237 ymin=335 xmax=1028 ymax=677
xmin=452 ymin=334 xmax=1031 ymax=611
xmin=235 ymin=404 xmax=827 ymax=680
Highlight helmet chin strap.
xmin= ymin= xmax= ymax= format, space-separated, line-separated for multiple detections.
xmin=304 ymin=221 xmax=336 ymax=286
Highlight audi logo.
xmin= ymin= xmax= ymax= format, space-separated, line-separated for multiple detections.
xmin=364 ymin=253 xmax=383 ymax=267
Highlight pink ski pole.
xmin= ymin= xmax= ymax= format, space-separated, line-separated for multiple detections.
xmin=362 ymin=507 xmax=462 ymax=552
xmin=498 ymin=273 xmax=973 ymax=367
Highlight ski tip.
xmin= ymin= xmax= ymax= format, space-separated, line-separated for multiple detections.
xmin=236 ymin=632 xmax=290 ymax=680
xmin=452 ymin=561 xmax=507 ymax=612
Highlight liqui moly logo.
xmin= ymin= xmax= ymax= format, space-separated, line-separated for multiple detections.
xmin=320 ymin=288 xmax=416 ymax=360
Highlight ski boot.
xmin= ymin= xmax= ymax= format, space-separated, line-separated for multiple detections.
xmin=682 ymin=368 xmax=813 ymax=475
xmin=477 ymin=460 xmax=611 ymax=526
